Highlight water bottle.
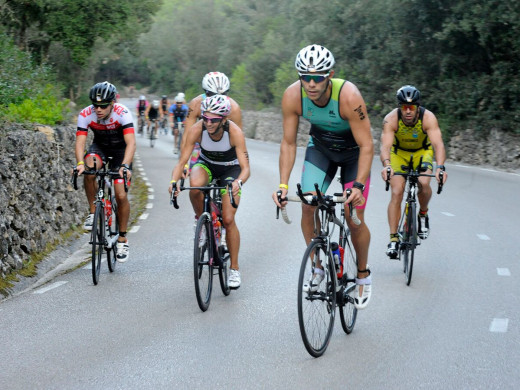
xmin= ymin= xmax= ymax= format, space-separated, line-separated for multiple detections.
xmin=338 ymin=245 xmax=344 ymax=279
xmin=331 ymin=242 xmax=340 ymax=275
xmin=104 ymin=198 xmax=112 ymax=229
xmin=212 ymin=211 xmax=221 ymax=246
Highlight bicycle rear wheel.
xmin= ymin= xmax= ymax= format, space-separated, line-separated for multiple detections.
xmin=402 ymin=202 xmax=417 ymax=285
xmin=91 ymin=204 xmax=104 ymax=285
xmin=106 ymin=194 xmax=119 ymax=273
xmin=339 ymin=232 xmax=358 ymax=334
xmin=298 ymin=239 xmax=336 ymax=357
xmin=150 ymin=123 xmax=156 ymax=147
xmin=194 ymin=214 xmax=213 ymax=311
xmin=219 ymin=253 xmax=231 ymax=296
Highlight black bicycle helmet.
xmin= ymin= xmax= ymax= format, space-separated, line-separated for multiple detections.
xmin=396 ymin=85 xmax=421 ymax=105
xmin=89 ymin=81 xmax=117 ymax=103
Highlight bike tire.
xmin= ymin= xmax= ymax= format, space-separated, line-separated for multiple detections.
xmin=106 ymin=193 xmax=118 ymax=273
xmin=91 ymin=203 xmax=104 ymax=285
xmin=339 ymin=230 xmax=358 ymax=334
xmin=219 ymin=253 xmax=231 ymax=296
xmin=150 ymin=123 xmax=156 ymax=147
xmin=193 ymin=214 xmax=213 ymax=311
xmin=404 ymin=202 xmax=416 ymax=285
xmin=297 ymin=239 xmax=336 ymax=358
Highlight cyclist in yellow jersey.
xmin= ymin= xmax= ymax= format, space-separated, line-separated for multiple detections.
xmin=272 ymin=44 xmax=374 ymax=310
xmin=380 ymin=85 xmax=448 ymax=258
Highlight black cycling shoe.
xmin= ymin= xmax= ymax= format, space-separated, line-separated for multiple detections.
xmin=386 ymin=241 xmax=399 ymax=259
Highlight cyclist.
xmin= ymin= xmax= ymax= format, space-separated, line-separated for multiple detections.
xmin=169 ymin=94 xmax=250 ymax=289
xmin=380 ymin=85 xmax=448 ymax=258
xmin=169 ymin=95 xmax=189 ymax=154
xmin=271 ymin=44 xmax=374 ymax=309
xmin=145 ymin=99 xmax=163 ymax=138
xmin=136 ymin=95 xmax=148 ymax=134
xmin=182 ymin=72 xmax=242 ymax=169
xmin=160 ymin=95 xmax=170 ymax=134
xmin=75 ymin=81 xmax=136 ymax=263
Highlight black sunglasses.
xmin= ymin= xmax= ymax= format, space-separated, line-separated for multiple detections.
xmin=92 ymin=102 xmax=111 ymax=108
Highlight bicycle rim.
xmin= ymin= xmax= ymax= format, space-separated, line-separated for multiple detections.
xmin=298 ymin=240 xmax=336 ymax=357
xmin=339 ymin=234 xmax=358 ymax=334
xmin=194 ymin=214 xmax=213 ymax=311
xmin=107 ymin=194 xmax=118 ymax=273
xmin=150 ymin=126 xmax=155 ymax=147
xmin=219 ymin=253 xmax=230 ymax=296
xmin=91 ymin=205 xmax=104 ymax=285
xmin=405 ymin=202 xmax=416 ymax=285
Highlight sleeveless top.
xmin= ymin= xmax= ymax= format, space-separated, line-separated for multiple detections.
xmin=301 ymin=78 xmax=357 ymax=152
xmin=393 ymin=107 xmax=431 ymax=152
xmin=199 ymin=122 xmax=239 ymax=166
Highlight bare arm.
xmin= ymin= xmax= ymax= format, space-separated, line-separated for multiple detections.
xmin=229 ymin=122 xmax=250 ymax=196
xmin=171 ymin=121 xmax=202 ymax=184
xmin=75 ymin=134 xmax=87 ymax=174
xmin=340 ymin=82 xmax=374 ymax=188
xmin=229 ymin=98 xmax=243 ymax=129
xmin=423 ymin=110 xmax=448 ymax=183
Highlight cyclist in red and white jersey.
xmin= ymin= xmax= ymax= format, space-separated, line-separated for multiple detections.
xmin=75 ymin=81 xmax=136 ymax=263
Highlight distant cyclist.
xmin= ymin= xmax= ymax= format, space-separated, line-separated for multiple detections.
xmin=182 ymin=72 xmax=242 ymax=169
xmin=145 ymin=99 xmax=163 ymax=138
xmin=380 ymin=85 xmax=448 ymax=258
xmin=169 ymin=95 xmax=250 ymax=289
xmin=136 ymin=95 xmax=148 ymax=134
xmin=160 ymin=95 xmax=170 ymax=134
xmin=75 ymin=81 xmax=136 ymax=262
xmin=169 ymin=95 xmax=189 ymax=154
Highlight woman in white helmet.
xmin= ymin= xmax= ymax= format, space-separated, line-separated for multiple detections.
xmin=273 ymin=44 xmax=374 ymax=310
xmin=181 ymin=72 xmax=242 ymax=167
xmin=169 ymin=94 xmax=250 ymax=289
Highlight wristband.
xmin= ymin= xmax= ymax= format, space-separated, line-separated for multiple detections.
xmin=279 ymin=184 xmax=289 ymax=190
xmin=437 ymin=165 xmax=446 ymax=171
xmin=382 ymin=158 xmax=391 ymax=167
xmin=77 ymin=161 xmax=84 ymax=166
xmin=121 ymin=163 xmax=130 ymax=170
xmin=170 ymin=180 xmax=176 ymax=184
xmin=353 ymin=181 xmax=365 ymax=192
xmin=184 ymin=164 xmax=189 ymax=169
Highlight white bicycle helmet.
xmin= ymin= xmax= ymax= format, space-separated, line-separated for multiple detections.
xmin=177 ymin=92 xmax=185 ymax=100
xmin=201 ymin=94 xmax=231 ymax=117
xmin=174 ymin=95 xmax=184 ymax=103
xmin=295 ymin=44 xmax=335 ymax=73
xmin=201 ymin=72 xmax=230 ymax=94
xmin=153 ymin=100 xmax=160 ymax=108
xmin=139 ymin=95 xmax=146 ymax=100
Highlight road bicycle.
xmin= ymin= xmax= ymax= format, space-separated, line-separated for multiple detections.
xmin=73 ymin=157 xmax=128 ymax=285
xmin=160 ymin=115 xmax=169 ymax=135
xmin=171 ymin=179 xmax=237 ymax=312
xmin=276 ymin=183 xmax=361 ymax=357
xmin=173 ymin=117 xmax=184 ymax=154
xmin=385 ymin=156 xmax=444 ymax=285
xmin=149 ymin=118 xmax=158 ymax=147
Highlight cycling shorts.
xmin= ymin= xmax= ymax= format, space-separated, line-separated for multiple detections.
xmin=301 ymin=143 xmax=370 ymax=209
xmin=192 ymin=158 xmax=241 ymax=196
xmin=391 ymin=147 xmax=433 ymax=174
xmin=85 ymin=144 xmax=132 ymax=186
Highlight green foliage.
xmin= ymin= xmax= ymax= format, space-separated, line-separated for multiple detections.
xmin=269 ymin=60 xmax=298 ymax=107
xmin=230 ymin=63 xmax=263 ymax=110
xmin=0 ymin=33 xmax=54 ymax=106
xmin=1 ymin=85 xmax=71 ymax=125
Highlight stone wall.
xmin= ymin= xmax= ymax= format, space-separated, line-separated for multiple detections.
xmin=0 ymin=124 xmax=83 ymax=278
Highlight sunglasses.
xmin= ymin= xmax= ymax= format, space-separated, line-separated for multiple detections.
xmin=298 ymin=73 xmax=330 ymax=83
xmin=202 ymin=114 xmax=223 ymax=124
xmin=92 ymin=102 xmax=111 ymax=109
xmin=400 ymin=104 xmax=418 ymax=111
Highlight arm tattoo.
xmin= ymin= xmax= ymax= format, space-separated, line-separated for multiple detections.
xmin=186 ymin=108 xmax=193 ymax=118
xmin=244 ymin=151 xmax=249 ymax=161
xmin=354 ymin=105 xmax=366 ymax=120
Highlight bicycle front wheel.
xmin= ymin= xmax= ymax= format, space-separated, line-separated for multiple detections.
xmin=150 ymin=124 xmax=156 ymax=147
xmin=219 ymin=253 xmax=231 ymax=296
xmin=91 ymin=204 xmax=104 ymax=285
xmin=194 ymin=214 xmax=213 ymax=311
xmin=402 ymin=202 xmax=417 ymax=285
xmin=106 ymin=194 xmax=119 ymax=273
xmin=298 ymin=239 xmax=336 ymax=358
xmin=339 ymin=234 xmax=358 ymax=334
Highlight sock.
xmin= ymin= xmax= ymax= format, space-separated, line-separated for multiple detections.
xmin=390 ymin=233 xmax=399 ymax=242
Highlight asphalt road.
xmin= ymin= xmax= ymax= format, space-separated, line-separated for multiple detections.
xmin=1 ymin=102 xmax=519 ymax=389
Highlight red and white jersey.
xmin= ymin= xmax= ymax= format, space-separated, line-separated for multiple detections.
xmin=76 ymin=103 xmax=135 ymax=149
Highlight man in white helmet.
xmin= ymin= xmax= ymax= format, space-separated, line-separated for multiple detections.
xmin=181 ymin=72 xmax=242 ymax=169
xmin=272 ymin=44 xmax=374 ymax=309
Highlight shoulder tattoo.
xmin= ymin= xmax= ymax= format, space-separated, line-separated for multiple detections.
xmin=354 ymin=105 xmax=366 ymax=120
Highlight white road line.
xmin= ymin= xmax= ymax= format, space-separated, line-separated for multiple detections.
xmin=489 ymin=318 xmax=509 ymax=333
xmin=441 ymin=212 xmax=455 ymax=217
xmin=83 ymin=258 xmax=106 ymax=270
xmin=497 ymin=268 xmax=511 ymax=276
xmin=148 ymin=195 xmax=155 ymax=200
xmin=33 ymin=281 xmax=68 ymax=294
xmin=148 ymin=188 xmax=155 ymax=193
xmin=139 ymin=213 xmax=149 ymax=220
xmin=129 ymin=226 xmax=140 ymax=233
xmin=146 ymin=203 xmax=153 ymax=209
xmin=477 ymin=234 xmax=490 ymax=240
